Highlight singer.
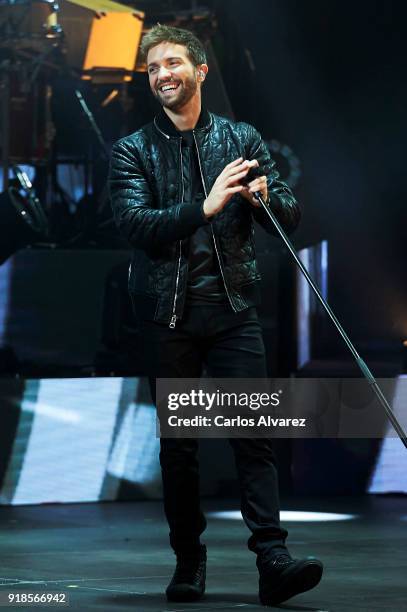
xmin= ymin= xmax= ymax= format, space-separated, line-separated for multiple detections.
xmin=108 ymin=24 xmax=323 ymax=606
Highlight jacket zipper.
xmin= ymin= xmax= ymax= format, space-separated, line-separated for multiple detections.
xmin=169 ymin=138 xmax=184 ymax=328
xmin=192 ymin=131 xmax=237 ymax=312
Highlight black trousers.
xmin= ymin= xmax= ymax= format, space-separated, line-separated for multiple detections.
xmin=142 ymin=304 xmax=288 ymax=560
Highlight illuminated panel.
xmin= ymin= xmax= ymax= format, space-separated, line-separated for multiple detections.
xmin=368 ymin=375 xmax=407 ymax=494
xmin=0 ymin=377 xmax=159 ymax=505
xmin=11 ymin=378 xmax=122 ymax=504
xmin=296 ymin=241 xmax=328 ymax=368
xmin=83 ymin=12 xmax=143 ymax=81
xmin=0 ymin=259 xmax=12 ymax=344
xmin=297 ymin=248 xmax=311 ymax=368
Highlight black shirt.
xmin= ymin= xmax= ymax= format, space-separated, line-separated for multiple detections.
xmin=180 ymin=129 xmax=227 ymax=304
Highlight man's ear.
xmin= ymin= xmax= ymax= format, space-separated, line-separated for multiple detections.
xmin=197 ymin=64 xmax=209 ymax=81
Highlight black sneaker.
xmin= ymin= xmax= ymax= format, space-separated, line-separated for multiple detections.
xmin=166 ymin=544 xmax=207 ymax=602
xmin=258 ymin=553 xmax=323 ymax=606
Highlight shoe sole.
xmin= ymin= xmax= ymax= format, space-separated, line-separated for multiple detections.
xmin=166 ymin=585 xmax=205 ymax=602
xmin=259 ymin=559 xmax=323 ymax=606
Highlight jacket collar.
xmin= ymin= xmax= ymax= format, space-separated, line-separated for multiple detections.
xmin=153 ymin=107 xmax=212 ymax=140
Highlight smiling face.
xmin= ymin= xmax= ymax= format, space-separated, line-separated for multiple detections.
xmin=147 ymin=42 xmax=206 ymax=112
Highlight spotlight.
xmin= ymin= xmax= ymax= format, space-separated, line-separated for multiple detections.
xmin=0 ymin=167 xmax=48 ymax=266
xmin=208 ymin=510 xmax=357 ymax=522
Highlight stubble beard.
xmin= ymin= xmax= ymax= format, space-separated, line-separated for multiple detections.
xmin=154 ymin=72 xmax=198 ymax=112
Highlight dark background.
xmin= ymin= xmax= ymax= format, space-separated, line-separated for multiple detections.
xmin=211 ymin=0 xmax=407 ymax=356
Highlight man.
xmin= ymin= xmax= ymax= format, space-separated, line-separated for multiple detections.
xmin=109 ymin=24 xmax=323 ymax=606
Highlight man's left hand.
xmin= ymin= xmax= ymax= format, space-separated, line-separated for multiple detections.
xmin=240 ymin=160 xmax=268 ymax=208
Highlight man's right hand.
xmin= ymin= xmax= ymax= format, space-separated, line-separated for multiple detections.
xmin=203 ymin=158 xmax=259 ymax=218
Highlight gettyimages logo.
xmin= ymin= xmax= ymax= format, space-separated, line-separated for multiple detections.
xmin=167 ymin=389 xmax=282 ymax=411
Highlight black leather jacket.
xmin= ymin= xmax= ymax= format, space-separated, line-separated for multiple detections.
xmin=109 ymin=108 xmax=300 ymax=326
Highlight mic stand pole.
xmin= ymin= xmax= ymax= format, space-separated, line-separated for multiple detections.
xmin=254 ymin=191 xmax=407 ymax=450
xmin=74 ymin=89 xmax=109 ymax=161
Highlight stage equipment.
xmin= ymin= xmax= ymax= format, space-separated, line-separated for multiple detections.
xmin=0 ymin=0 xmax=62 ymax=51
xmin=0 ymin=248 xmax=131 ymax=375
xmin=58 ymin=0 xmax=144 ymax=83
xmin=266 ymin=139 xmax=302 ymax=189
xmin=0 ymin=60 xmax=54 ymax=169
xmin=75 ymin=89 xmax=109 ymax=160
xmin=0 ymin=166 xmax=48 ymax=265
xmin=252 ymin=188 xmax=407 ymax=450
xmin=0 ymin=0 xmax=61 ymax=183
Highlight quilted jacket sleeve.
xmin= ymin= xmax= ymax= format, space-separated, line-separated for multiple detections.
xmin=109 ymin=139 xmax=209 ymax=249
xmin=244 ymin=125 xmax=301 ymax=236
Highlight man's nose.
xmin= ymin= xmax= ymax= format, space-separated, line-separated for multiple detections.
xmin=157 ymin=65 xmax=172 ymax=80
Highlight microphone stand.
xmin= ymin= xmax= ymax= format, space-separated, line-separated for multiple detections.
xmin=254 ymin=191 xmax=407 ymax=450
xmin=74 ymin=89 xmax=110 ymax=162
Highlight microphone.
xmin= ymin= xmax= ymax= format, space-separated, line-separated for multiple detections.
xmin=239 ymin=162 xmax=271 ymax=204
xmin=240 ymin=163 xmax=268 ymax=187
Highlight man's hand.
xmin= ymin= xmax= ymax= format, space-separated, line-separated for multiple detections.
xmin=240 ymin=166 xmax=268 ymax=208
xmin=203 ymin=158 xmax=258 ymax=218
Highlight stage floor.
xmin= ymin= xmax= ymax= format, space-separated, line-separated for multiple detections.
xmin=0 ymin=495 xmax=406 ymax=611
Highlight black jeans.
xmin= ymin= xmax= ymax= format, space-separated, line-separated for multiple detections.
xmin=142 ymin=304 xmax=288 ymax=560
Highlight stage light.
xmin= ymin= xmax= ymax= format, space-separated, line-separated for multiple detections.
xmin=59 ymin=0 xmax=145 ymax=83
xmin=208 ymin=510 xmax=357 ymax=522
xmin=0 ymin=167 xmax=48 ymax=266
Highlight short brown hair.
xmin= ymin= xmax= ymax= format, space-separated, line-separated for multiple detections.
xmin=140 ymin=24 xmax=207 ymax=67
